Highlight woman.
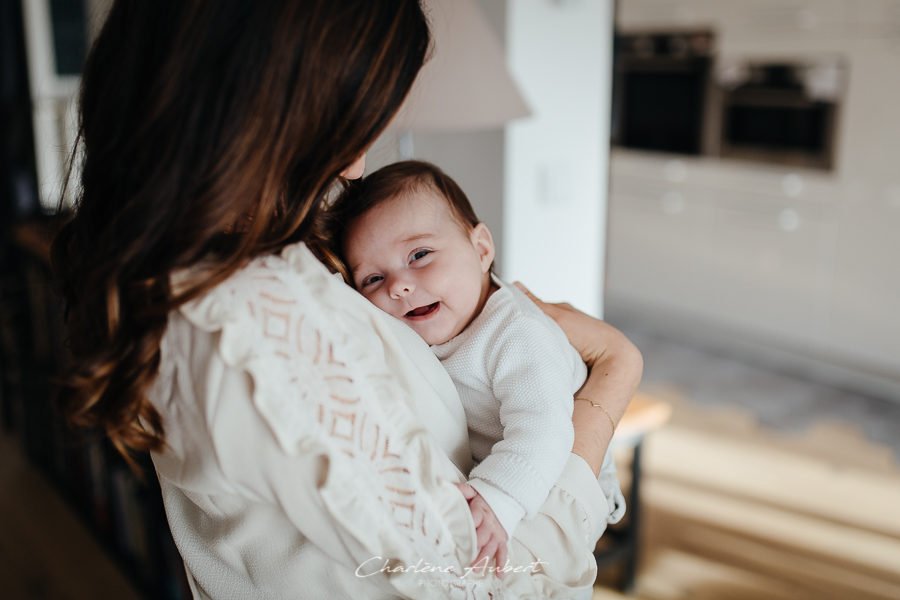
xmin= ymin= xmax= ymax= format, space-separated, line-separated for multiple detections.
xmin=53 ymin=1 xmax=642 ymax=598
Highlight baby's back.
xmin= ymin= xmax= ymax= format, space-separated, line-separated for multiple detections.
xmin=432 ymin=277 xmax=587 ymax=463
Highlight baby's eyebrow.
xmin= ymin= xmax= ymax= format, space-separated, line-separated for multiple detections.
xmin=401 ymin=233 xmax=434 ymax=243
xmin=349 ymin=261 xmax=365 ymax=277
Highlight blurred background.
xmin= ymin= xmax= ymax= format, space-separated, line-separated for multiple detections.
xmin=1 ymin=0 xmax=898 ymax=599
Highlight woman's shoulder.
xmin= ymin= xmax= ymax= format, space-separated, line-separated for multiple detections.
xmin=172 ymin=242 xmax=342 ymax=334
xmin=168 ymin=241 xmax=386 ymax=382
xmin=159 ymin=242 xmax=387 ymax=454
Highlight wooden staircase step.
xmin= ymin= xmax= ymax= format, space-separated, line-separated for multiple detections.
xmin=635 ymin=548 xmax=813 ymax=600
xmin=647 ymin=509 xmax=900 ymax=600
xmin=643 ymin=426 xmax=900 ymax=540
xmin=633 ymin=420 xmax=900 ymax=599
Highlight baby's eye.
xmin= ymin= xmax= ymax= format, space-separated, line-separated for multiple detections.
xmin=360 ymin=274 xmax=383 ymax=288
xmin=409 ymin=249 xmax=432 ymax=263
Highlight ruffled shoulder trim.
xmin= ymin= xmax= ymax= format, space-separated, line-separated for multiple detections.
xmin=173 ymin=244 xmax=486 ymax=593
xmin=175 ymin=244 xmax=354 ymax=453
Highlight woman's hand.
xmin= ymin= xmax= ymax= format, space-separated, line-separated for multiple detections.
xmin=513 ymin=282 xmax=643 ymax=476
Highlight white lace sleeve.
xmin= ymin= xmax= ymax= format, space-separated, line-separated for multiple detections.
xmin=176 ymin=247 xmax=501 ymax=599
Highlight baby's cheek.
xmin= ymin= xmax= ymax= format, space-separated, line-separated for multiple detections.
xmin=370 ymin=294 xmax=399 ymax=317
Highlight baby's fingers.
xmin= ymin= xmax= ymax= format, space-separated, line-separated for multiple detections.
xmin=472 ymin=539 xmax=499 ymax=570
xmin=495 ymin=540 xmax=508 ymax=579
xmin=455 ymin=482 xmax=478 ymax=500
xmin=470 ymin=505 xmax=485 ymax=529
xmin=475 ymin=522 xmax=493 ymax=549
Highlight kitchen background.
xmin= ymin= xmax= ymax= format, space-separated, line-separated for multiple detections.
xmin=607 ymin=0 xmax=900 ymax=405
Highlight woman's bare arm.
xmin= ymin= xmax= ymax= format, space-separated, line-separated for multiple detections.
xmin=514 ymin=283 xmax=643 ymax=476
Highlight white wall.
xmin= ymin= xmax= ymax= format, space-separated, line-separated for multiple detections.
xmin=370 ymin=0 xmax=616 ymax=318
xmin=367 ymin=0 xmax=508 ymax=270
xmin=504 ymin=0 xmax=615 ymax=316
xmin=411 ymin=130 xmax=507 ymax=266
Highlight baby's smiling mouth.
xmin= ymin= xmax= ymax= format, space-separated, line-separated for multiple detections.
xmin=405 ymin=302 xmax=440 ymax=319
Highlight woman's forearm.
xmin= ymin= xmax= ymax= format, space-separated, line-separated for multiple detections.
xmin=572 ymin=331 xmax=643 ymax=476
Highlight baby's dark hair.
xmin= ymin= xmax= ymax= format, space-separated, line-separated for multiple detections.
xmin=325 ymin=160 xmax=484 ymax=282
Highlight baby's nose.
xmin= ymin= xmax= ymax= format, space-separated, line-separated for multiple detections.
xmin=389 ymin=279 xmax=415 ymax=300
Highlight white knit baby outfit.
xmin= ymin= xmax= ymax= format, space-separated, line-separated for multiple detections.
xmin=432 ymin=277 xmax=626 ymax=538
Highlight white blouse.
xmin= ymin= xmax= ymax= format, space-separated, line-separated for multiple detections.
xmin=148 ymin=242 xmax=612 ymax=599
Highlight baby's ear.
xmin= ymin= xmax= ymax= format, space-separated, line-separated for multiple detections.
xmin=470 ymin=223 xmax=495 ymax=273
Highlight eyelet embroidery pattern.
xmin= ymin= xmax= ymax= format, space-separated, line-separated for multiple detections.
xmin=180 ymin=243 xmax=500 ymax=599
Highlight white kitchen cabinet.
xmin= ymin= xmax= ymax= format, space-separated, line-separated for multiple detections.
xmin=609 ymin=156 xmax=834 ymax=346
xmin=606 ymin=150 xmax=899 ymax=396
xmin=824 ymin=200 xmax=900 ymax=375
xmin=607 ymin=175 xmax=717 ymax=316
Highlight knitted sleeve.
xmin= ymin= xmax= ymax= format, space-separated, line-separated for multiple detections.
xmin=466 ymin=315 xmax=576 ymax=538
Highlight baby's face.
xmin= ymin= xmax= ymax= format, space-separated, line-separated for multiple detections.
xmin=344 ymin=189 xmax=494 ymax=346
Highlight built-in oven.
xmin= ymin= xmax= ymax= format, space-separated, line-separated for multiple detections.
xmin=611 ymin=30 xmax=716 ymax=156
xmin=716 ymin=61 xmax=845 ymax=170
xmin=612 ymin=26 xmax=846 ymax=171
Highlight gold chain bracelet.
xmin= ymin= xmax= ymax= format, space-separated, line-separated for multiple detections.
xmin=574 ymin=397 xmax=617 ymax=433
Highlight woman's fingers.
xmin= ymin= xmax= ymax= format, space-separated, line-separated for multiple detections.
xmin=512 ymin=281 xmax=537 ymax=301
xmin=514 ymin=280 xmax=621 ymax=366
xmin=514 ymin=281 xmax=581 ymax=349
xmin=513 ymin=281 xmax=569 ymax=320
xmin=513 ymin=281 xmax=551 ymax=313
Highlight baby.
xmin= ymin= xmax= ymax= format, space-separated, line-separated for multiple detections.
xmin=329 ymin=160 xmax=625 ymax=569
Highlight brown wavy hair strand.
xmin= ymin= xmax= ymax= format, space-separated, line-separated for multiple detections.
xmin=51 ymin=0 xmax=431 ymax=469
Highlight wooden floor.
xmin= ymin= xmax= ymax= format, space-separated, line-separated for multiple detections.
xmin=594 ymin=393 xmax=900 ymax=600
xmin=3 ymin=393 xmax=900 ymax=600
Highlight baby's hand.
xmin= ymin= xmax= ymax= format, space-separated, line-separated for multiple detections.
xmin=455 ymin=482 xmax=509 ymax=577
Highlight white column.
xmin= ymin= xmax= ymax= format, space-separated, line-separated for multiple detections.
xmin=504 ymin=0 xmax=614 ymax=317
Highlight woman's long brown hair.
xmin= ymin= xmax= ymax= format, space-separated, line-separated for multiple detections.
xmin=51 ymin=0 xmax=430 ymax=468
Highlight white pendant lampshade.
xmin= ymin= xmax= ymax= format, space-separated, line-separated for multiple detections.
xmin=390 ymin=0 xmax=532 ymax=133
